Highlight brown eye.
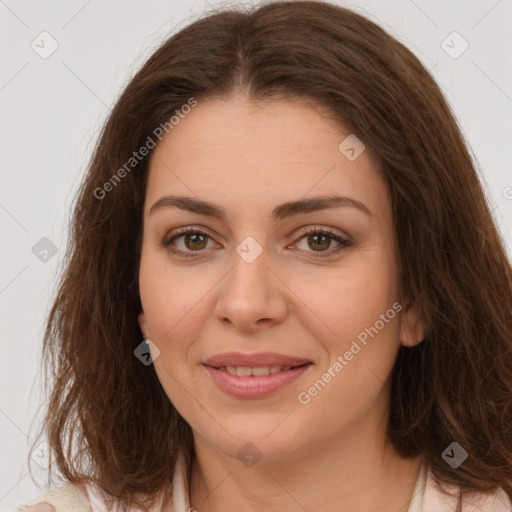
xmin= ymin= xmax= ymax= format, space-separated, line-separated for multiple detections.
xmin=162 ymin=226 xmax=351 ymax=260
xmin=162 ymin=228 xmax=215 ymax=258
xmin=181 ymin=232 xmax=208 ymax=251
xmin=305 ymin=233 xmax=332 ymax=251
xmin=293 ymin=227 xmax=351 ymax=259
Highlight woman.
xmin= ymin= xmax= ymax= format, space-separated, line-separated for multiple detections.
xmin=13 ymin=1 xmax=512 ymax=511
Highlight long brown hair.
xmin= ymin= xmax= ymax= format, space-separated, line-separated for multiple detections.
xmin=33 ymin=1 xmax=512 ymax=510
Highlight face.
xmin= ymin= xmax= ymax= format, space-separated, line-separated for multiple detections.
xmin=137 ymin=95 xmax=423 ymax=464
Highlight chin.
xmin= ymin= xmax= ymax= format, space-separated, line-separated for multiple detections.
xmin=195 ymin=421 xmax=306 ymax=467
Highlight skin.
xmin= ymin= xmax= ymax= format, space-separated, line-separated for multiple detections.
xmin=138 ymin=95 xmax=425 ymax=512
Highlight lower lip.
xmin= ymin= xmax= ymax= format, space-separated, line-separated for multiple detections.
xmin=203 ymin=364 xmax=312 ymax=398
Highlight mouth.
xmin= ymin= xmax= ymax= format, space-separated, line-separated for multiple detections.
xmin=207 ymin=363 xmax=311 ymax=376
xmin=203 ymin=362 xmax=313 ymax=398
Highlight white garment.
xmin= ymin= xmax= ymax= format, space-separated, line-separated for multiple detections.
xmin=407 ymin=459 xmax=426 ymax=512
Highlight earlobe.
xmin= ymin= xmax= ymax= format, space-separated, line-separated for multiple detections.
xmin=399 ymin=300 xmax=425 ymax=347
xmin=138 ymin=311 xmax=149 ymax=339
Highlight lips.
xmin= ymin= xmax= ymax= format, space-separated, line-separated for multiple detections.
xmin=220 ymin=365 xmax=294 ymax=376
xmin=203 ymin=351 xmax=312 ymax=368
xmin=202 ymin=352 xmax=313 ymax=398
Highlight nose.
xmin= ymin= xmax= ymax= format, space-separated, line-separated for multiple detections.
xmin=214 ymin=240 xmax=288 ymax=332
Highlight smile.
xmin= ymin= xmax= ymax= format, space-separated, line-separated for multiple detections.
xmin=217 ymin=365 xmax=295 ymax=376
xmin=203 ymin=363 xmax=312 ymax=398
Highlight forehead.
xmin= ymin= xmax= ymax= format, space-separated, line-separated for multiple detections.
xmin=144 ymin=96 xmax=387 ymax=218
xmin=151 ymin=96 xmax=354 ymax=161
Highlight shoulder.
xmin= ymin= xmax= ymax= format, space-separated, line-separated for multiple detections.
xmin=423 ymin=467 xmax=512 ymax=512
xmin=10 ymin=484 xmax=91 ymax=512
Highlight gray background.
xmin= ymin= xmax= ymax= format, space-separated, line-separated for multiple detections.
xmin=1 ymin=0 xmax=511 ymax=509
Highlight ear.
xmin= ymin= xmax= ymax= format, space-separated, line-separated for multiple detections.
xmin=138 ymin=311 xmax=150 ymax=339
xmin=399 ymin=299 xmax=425 ymax=347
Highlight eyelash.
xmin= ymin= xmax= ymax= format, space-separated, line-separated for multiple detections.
xmin=161 ymin=226 xmax=351 ymax=260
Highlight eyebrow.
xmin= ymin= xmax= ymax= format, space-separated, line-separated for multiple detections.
xmin=149 ymin=194 xmax=373 ymax=220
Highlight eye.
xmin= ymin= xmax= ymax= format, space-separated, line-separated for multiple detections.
xmin=291 ymin=227 xmax=351 ymax=259
xmin=161 ymin=227 xmax=216 ymax=258
xmin=161 ymin=226 xmax=351 ymax=259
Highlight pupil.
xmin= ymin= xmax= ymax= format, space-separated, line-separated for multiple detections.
xmin=309 ymin=234 xmax=329 ymax=251
xmin=187 ymin=233 xmax=206 ymax=250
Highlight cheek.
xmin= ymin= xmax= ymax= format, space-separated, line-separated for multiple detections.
xmin=307 ymin=261 xmax=398 ymax=340
xmin=139 ymin=247 xmax=210 ymax=336
xmin=303 ymin=250 xmax=401 ymax=386
xmin=298 ymin=281 xmax=401 ymax=420
xmin=138 ymin=263 xmax=201 ymax=408
xmin=138 ymin=257 xmax=200 ymax=369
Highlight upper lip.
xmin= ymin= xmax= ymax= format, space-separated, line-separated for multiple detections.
xmin=203 ymin=352 xmax=312 ymax=368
